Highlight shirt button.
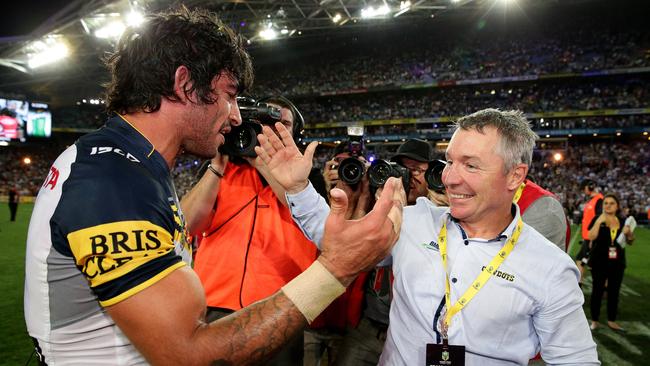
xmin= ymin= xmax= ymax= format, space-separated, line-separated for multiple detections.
xmin=451 ymin=278 xmax=458 ymax=283
xmin=464 ymin=240 xmax=469 ymax=245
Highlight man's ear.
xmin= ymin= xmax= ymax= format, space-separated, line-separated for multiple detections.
xmin=173 ymin=65 xmax=193 ymax=103
xmin=507 ymin=163 xmax=528 ymax=191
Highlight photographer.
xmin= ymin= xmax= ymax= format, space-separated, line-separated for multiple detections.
xmin=390 ymin=139 xmax=435 ymax=205
xmin=181 ymin=96 xmax=317 ymax=365
xmin=322 ymin=141 xmax=373 ymax=219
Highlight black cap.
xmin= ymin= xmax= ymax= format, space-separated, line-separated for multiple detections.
xmin=391 ymin=139 xmax=434 ymax=163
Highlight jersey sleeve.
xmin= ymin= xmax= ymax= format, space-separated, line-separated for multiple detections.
xmin=51 ymin=145 xmax=185 ymax=307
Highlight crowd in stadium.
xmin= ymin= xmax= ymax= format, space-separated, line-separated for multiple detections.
xmin=299 ymin=80 xmax=649 ymax=124
xmin=52 ymin=79 xmax=650 ymax=131
xmin=254 ymin=29 xmax=649 ymax=96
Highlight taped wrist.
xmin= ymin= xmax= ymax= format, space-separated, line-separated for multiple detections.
xmin=281 ymin=260 xmax=346 ymax=323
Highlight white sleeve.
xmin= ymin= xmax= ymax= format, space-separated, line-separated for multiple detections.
xmin=286 ymin=182 xmax=330 ymax=250
xmin=534 ymin=257 xmax=600 ymax=365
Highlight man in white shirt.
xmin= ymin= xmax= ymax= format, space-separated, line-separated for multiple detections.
xmin=254 ymin=108 xmax=599 ymax=365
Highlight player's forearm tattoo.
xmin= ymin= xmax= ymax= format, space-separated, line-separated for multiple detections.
xmin=207 ymin=293 xmax=306 ymax=366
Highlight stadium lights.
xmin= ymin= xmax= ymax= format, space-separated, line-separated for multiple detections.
xmin=332 ymin=13 xmax=342 ymax=23
xmin=126 ymin=10 xmax=145 ymax=27
xmin=95 ymin=21 xmax=126 ymax=39
xmin=361 ymin=5 xmax=390 ymax=19
xmin=394 ymin=1 xmax=412 ymax=17
xmin=259 ymin=28 xmax=277 ymax=40
xmin=27 ymin=37 xmax=69 ymax=69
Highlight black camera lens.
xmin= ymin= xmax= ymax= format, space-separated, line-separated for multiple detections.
xmin=368 ymin=160 xmax=411 ymax=195
xmin=425 ymin=159 xmax=447 ymax=192
xmin=235 ymin=128 xmax=253 ymax=150
xmin=368 ymin=160 xmax=393 ymax=187
xmin=220 ymin=122 xmax=262 ymax=157
xmin=338 ymin=157 xmax=365 ymax=185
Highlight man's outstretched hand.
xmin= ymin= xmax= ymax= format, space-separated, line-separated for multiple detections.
xmin=255 ymin=122 xmax=318 ymax=194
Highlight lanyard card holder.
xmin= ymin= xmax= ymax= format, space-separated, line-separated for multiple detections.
xmin=426 ymin=340 xmax=465 ymax=366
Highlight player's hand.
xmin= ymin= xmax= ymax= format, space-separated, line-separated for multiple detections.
xmin=318 ymin=177 xmax=403 ymax=286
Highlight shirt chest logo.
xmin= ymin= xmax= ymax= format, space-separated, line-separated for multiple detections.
xmin=421 ymin=240 xmax=439 ymax=251
xmin=481 ymin=266 xmax=515 ymax=282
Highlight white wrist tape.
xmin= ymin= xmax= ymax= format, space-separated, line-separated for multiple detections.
xmin=281 ymin=260 xmax=346 ymax=323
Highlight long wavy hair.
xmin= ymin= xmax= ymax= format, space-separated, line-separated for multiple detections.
xmin=103 ymin=6 xmax=253 ymax=114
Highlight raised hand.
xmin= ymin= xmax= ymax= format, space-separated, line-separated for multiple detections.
xmin=255 ymin=122 xmax=318 ymax=194
xmin=318 ymin=177 xmax=404 ymax=286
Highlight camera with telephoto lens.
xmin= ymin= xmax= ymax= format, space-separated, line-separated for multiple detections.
xmin=337 ymin=126 xmax=366 ymax=186
xmin=425 ymin=159 xmax=447 ymax=192
xmin=368 ymin=160 xmax=411 ymax=196
xmin=219 ymin=96 xmax=281 ymax=157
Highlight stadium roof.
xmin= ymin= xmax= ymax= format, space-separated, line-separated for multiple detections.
xmin=0 ymin=0 xmax=622 ymax=107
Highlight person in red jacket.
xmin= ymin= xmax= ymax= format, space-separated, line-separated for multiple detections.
xmin=182 ymin=96 xmax=317 ymax=366
xmin=515 ymin=178 xmax=570 ymax=251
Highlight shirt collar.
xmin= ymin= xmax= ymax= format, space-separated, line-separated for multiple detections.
xmin=443 ymin=203 xmax=522 ymax=243
xmin=104 ymin=114 xmax=170 ymax=177
xmin=106 ymin=114 xmax=156 ymax=159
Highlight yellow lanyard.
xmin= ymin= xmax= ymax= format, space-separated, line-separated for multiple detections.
xmin=610 ymin=228 xmax=617 ymax=244
xmin=439 ymin=216 xmax=524 ymax=333
xmin=513 ymin=182 xmax=526 ymax=204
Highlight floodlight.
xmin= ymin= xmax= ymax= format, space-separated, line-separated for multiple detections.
xmin=27 ymin=38 xmax=69 ymax=69
xmin=394 ymin=1 xmax=411 ymax=17
xmin=361 ymin=5 xmax=390 ymax=18
xmin=95 ymin=21 xmax=126 ymax=39
xmin=280 ymin=28 xmax=289 ymax=35
xmin=332 ymin=13 xmax=342 ymax=23
xmin=126 ymin=11 xmax=145 ymax=27
xmin=259 ymin=28 xmax=278 ymax=40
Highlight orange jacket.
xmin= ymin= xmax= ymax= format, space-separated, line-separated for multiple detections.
xmin=581 ymin=193 xmax=604 ymax=240
xmin=193 ymin=162 xmax=318 ymax=310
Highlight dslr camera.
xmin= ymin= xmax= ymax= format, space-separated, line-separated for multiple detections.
xmin=425 ymin=159 xmax=446 ymax=192
xmin=220 ymin=96 xmax=281 ymax=157
xmin=336 ymin=126 xmax=367 ymax=186
xmin=367 ymin=160 xmax=411 ymax=196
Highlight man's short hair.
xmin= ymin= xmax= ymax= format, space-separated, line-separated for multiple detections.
xmin=104 ymin=6 xmax=254 ymax=115
xmin=454 ymin=109 xmax=538 ymax=172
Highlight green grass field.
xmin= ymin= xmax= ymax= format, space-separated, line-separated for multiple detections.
xmin=1 ymin=204 xmax=649 ymax=365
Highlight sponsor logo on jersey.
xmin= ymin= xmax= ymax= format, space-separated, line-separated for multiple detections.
xmin=67 ymin=220 xmax=173 ymax=287
xmin=42 ymin=166 xmax=60 ymax=190
xmin=90 ymin=146 xmax=140 ymax=163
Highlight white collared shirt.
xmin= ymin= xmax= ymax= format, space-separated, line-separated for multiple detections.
xmin=287 ymin=184 xmax=599 ymax=366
